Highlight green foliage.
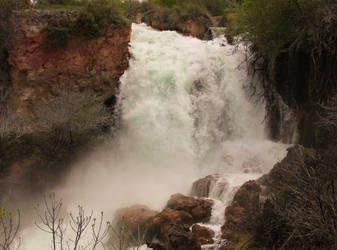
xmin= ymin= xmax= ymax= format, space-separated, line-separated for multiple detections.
xmin=151 ymin=0 xmax=179 ymax=8
xmin=150 ymin=0 xmax=229 ymax=15
xmin=140 ymin=0 xmax=211 ymax=30
xmin=47 ymin=18 xmax=74 ymax=48
xmin=236 ymin=0 xmax=298 ymax=59
xmin=36 ymin=0 xmax=83 ymax=7
xmin=202 ymin=0 xmax=230 ymax=16
xmin=45 ymin=0 xmax=128 ymax=46
xmin=77 ymin=0 xmax=127 ymax=39
xmin=234 ymin=0 xmax=337 ymax=104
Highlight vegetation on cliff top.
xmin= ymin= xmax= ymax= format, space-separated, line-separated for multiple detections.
xmin=221 ymin=1 xmax=337 ymax=248
xmin=232 ymin=0 xmax=337 ymax=106
xmin=42 ymin=0 xmax=128 ymax=47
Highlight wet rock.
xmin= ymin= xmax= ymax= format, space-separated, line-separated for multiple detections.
xmin=168 ymin=224 xmax=200 ymax=250
xmin=220 ymin=146 xmax=316 ymax=249
xmin=191 ymin=175 xmax=228 ymax=199
xmin=166 ymin=193 xmax=213 ymax=223
xmin=147 ymin=193 xmax=214 ymax=250
xmin=191 ymin=175 xmax=217 ymax=197
xmin=258 ymin=145 xmax=315 ymax=189
xmin=221 ymin=180 xmax=261 ymax=243
xmin=191 ymin=224 xmax=214 ymax=246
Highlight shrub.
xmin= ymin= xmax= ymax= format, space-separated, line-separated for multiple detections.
xmin=77 ymin=0 xmax=127 ymax=39
xmin=34 ymin=87 xmax=113 ymax=149
xmin=234 ymin=0 xmax=337 ymax=104
xmin=36 ymin=0 xmax=83 ymax=7
xmin=45 ymin=0 xmax=128 ymax=46
xmin=236 ymin=0 xmax=298 ymax=59
xmin=47 ymin=18 xmax=74 ymax=48
xmin=178 ymin=3 xmax=209 ymax=22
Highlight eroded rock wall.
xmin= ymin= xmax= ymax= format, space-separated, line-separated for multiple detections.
xmin=8 ymin=10 xmax=131 ymax=112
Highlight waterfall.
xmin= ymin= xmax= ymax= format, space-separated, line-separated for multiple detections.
xmin=18 ymin=24 xmax=288 ymax=249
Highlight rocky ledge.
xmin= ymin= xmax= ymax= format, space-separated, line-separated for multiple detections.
xmin=8 ymin=10 xmax=131 ymax=112
xmin=114 ymin=193 xmax=214 ymax=250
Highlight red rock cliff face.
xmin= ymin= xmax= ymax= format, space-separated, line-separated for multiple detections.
xmin=8 ymin=10 xmax=131 ymax=112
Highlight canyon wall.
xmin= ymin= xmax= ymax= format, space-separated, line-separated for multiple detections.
xmin=7 ymin=10 xmax=131 ymax=112
xmin=0 ymin=10 xmax=131 ymax=204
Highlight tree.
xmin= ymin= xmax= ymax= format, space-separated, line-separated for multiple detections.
xmin=0 ymin=206 xmax=21 ymax=250
xmin=35 ymin=193 xmax=111 ymax=250
xmin=33 ymin=87 xmax=113 ymax=151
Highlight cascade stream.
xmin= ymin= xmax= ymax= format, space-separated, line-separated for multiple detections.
xmin=18 ymin=24 xmax=288 ymax=250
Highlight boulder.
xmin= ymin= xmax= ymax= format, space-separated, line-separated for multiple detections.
xmin=112 ymin=205 xmax=159 ymax=246
xmin=191 ymin=175 xmax=228 ymax=199
xmin=191 ymin=224 xmax=214 ymax=246
xmin=191 ymin=175 xmax=217 ymax=198
xmin=147 ymin=193 xmax=214 ymax=250
xmin=221 ymin=180 xmax=261 ymax=243
xmin=166 ymin=193 xmax=213 ymax=223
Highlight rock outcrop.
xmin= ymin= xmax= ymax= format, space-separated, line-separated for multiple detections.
xmin=8 ymin=10 xmax=131 ymax=112
xmin=191 ymin=174 xmax=228 ymax=199
xmin=113 ymin=194 xmax=214 ymax=250
xmin=111 ymin=205 xmax=159 ymax=247
xmin=147 ymin=194 xmax=213 ymax=250
xmin=220 ymin=145 xmax=318 ymax=249
xmin=191 ymin=224 xmax=215 ymax=246
xmin=221 ymin=180 xmax=261 ymax=246
xmin=145 ymin=19 xmax=211 ymax=40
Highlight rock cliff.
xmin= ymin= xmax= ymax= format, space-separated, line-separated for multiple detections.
xmin=7 ymin=10 xmax=131 ymax=112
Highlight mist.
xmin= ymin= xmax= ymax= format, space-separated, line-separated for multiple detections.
xmin=17 ymin=24 xmax=288 ymax=249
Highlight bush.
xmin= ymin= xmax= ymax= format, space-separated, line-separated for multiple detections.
xmin=236 ymin=0 xmax=298 ymax=59
xmin=141 ymin=1 xmax=211 ymax=29
xmin=234 ymin=0 xmax=337 ymax=104
xmin=77 ymin=0 xmax=127 ymax=39
xmin=150 ymin=0 xmax=228 ymax=16
xmin=47 ymin=18 xmax=74 ymax=48
xmin=45 ymin=0 xmax=128 ymax=46
xmin=34 ymin=87 xmax=113 ymax=149
xmin=178 ymin=3 xmax=209 ymax=22
xmin=36 ymin=0 xmax=83 ymax=7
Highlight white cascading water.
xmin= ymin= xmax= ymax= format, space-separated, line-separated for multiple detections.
xmin=18 ymin=24 xmax=288 ymax=249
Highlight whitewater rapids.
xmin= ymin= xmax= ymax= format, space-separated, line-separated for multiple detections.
xmin=18 ymin=24 xmax=288 ymax=249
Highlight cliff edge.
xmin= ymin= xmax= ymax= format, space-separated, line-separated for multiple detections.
xmin=8 ymin=9 xmax=131 ymax=112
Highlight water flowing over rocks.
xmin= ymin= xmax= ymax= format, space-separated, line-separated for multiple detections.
xmin=220 ymin=145 xmax=315 ymax=249
xmin=15 ymin=23 xmax=289 ymax=249
xmin=114 ymin=194 xmax=214 ymax=249
xmin=191 ymin=175 xmax=219 ymax=198
xmin=221 ymin=180 xmax=261 ymax=244
xmin=191 ymin=174 xmax=229 ymax=199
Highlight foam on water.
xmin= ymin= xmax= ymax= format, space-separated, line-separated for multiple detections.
xmin=18 ymin=24 xmax=288 ymax=249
